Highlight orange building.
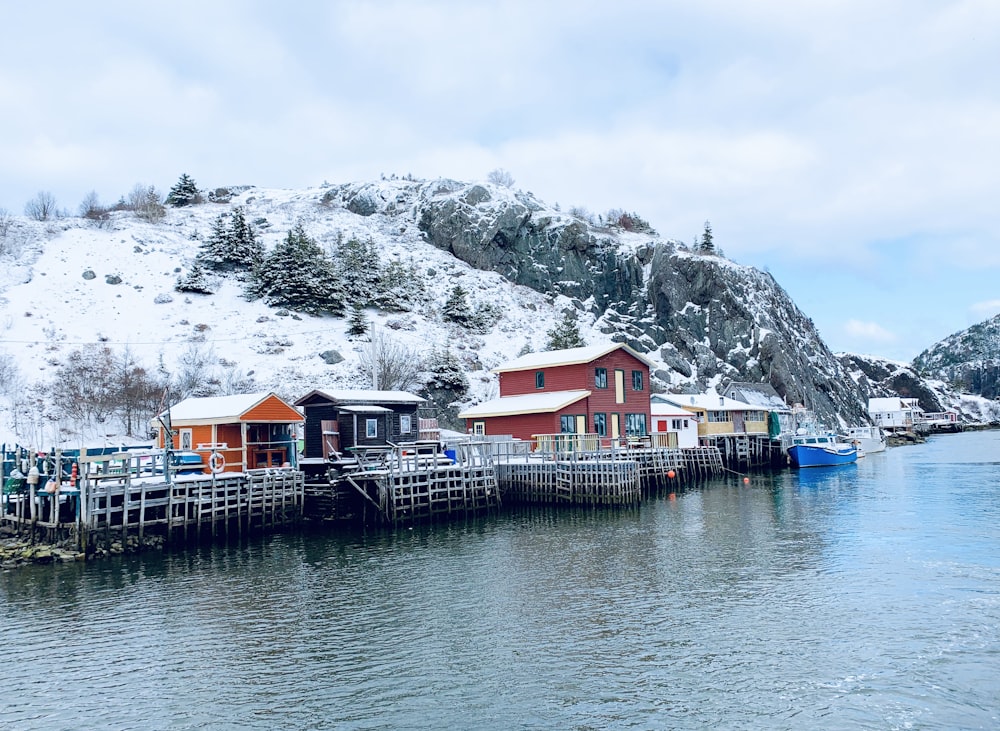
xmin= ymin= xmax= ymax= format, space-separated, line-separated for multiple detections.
xmin=154 ymin=392 xmax=303 ymax=474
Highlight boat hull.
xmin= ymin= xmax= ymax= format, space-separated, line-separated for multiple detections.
xmin=788 ymin=444 xmax=858 ymax=468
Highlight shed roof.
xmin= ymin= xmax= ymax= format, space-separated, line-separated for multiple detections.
xmin=651 ymin=393 xmax=752 ymax=412
xmin=725 ymin=382 xmax=789 ymax=410
xmin=492 ymin=343 xmax=655 ymax=373
xmin=295 ymin=388 xmax=426 ymax=407
xmin=458 ymin=390 xmax=591 ymax=419
xmin=158 ymin=392 xmax=303 ymax=426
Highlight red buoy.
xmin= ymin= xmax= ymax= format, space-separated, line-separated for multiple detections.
xmin=667 ymin=469 xmax=676 ymax=479
xmin=743 ymin=477 xmax=750 ymax=485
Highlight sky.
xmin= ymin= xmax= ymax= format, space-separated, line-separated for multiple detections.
xmin=2 ymin=0 xmax=998 ymax=363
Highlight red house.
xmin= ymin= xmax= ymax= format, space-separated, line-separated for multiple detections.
xmin=458 ymin=343 xmax=653 ymax=445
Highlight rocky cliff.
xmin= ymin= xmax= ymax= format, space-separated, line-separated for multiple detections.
xmin=338 ymin=178 xmax=870 ymax=427
xmin=912 ymin=314 xmax=1000 ymax=400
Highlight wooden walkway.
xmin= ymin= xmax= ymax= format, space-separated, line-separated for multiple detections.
xmin=2 ymin=449 xmax=304 ymax=549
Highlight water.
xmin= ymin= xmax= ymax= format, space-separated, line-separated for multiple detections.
xmin=2 ymin=431 xmax=998 ymax=730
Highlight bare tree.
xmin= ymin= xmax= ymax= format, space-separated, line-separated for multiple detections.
xmin=79 ymin=190 xmax=111 ymax=226
xmin=487 ymin=168 xmax=515 ymax=188
xmin=125 ymin=183 xmax=166 ymax=223
xmin=24 ymin=191 xmax=57 ymax=221
xmin=359 ymin=329 xmax=424 ymax=391
xmin=0 ymin=207 xmax=11 ymax=238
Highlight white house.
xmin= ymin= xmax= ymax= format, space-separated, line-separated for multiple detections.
xmin=650 ymin=400 xmax=700 ymax=448
xmin=868 ymin=397 xmax=923 ymax=432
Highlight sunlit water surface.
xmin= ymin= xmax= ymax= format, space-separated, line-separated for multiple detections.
xmin=2 ymin=431 xmax=998 ymax=730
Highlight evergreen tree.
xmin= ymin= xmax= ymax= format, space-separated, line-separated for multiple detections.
xmin=198 ymin=207 xmax=263 ymax=273
xmin=347 ymin=302 xmax=369 ymax=336
xmin=246 ymin=223 xmax=344 ymax=315
xmin=424 ymin=346 xmax=469 ymax=395
xmin=165 ymin=174 xmax=202 ymax=206
xmin=335 ymin=236 xmax=381 ymax=304
xmin=545 ymin=311 xmax=586 ymax=350
xmin=700 ymin=220 xmax=715 ymax=254
xmin=442 ymin=284 xmax=472 ymax=325
xmin=175 ymin=261 xmax=216 ymax=294
xmin=374 ymin=259 xmax=424 ymax=312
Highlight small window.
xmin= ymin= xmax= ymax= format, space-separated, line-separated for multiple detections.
xmin=399 ymin=414 xmax=412 ymax=434
xmin=535 ymin=371 xmax=545 ymax=389
xmin=595 ymin=368 xmax=608 ymax=389
xmin=366 ymin=418 xmax=378 ymax=438
xmin=631 ymin=370 xmax=643 ymax=391
xmin=472 ymin=421 xmax=485 ymax=436
xmin=179 ymin=428 xmax=193 ymax=451
xmin=560 ymin=415 xmax=575 ymax=433
xmin=594 ymin=413 xmax=607 ymax=436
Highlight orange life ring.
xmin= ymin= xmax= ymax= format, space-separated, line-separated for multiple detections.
xmin=208 ymin=452 xmax=226 ymax=474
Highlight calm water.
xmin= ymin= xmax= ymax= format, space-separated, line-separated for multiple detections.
xmin=2 ymin=431 xmax=999 ymax=730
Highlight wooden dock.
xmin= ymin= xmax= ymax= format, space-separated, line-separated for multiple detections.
xmin=2 ymin=449 xmax=304 ymax=550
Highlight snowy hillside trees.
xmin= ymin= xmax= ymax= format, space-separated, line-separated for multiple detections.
xmin=198 ymin=207 xmax=264 ymax=273
xmin=546 ymin=311 xmax=586 ymax=350
xmin=165 ymin=174 xmax=202 ymax=206
xmin=246 ymin=223 xmax=344 ymax=315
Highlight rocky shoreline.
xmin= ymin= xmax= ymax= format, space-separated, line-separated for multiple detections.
xmin=0 ymin=527 xmax=165 ymax=571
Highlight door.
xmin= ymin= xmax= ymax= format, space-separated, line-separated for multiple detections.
xmin=611 ymin=413 xmax=621 ymax=440
xmin=575 ymin=415 xmax=586 ymax=435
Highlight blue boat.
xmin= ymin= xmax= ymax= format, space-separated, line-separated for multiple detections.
xmin=786 ymin=433 xmax=858 ymax=467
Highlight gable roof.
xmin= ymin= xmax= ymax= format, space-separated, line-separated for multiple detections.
xmin=492 ymin=343 xmax=655 ymax=373
xmin=725 ymin=382 xmax=789 ymax=410
xmin=458 ymin=390 xmax=591 ymax=419
xmin=652 ymin=392 xmax=752 ymax=412
xmin=159 ymin=392 xmax=303 ymax=426
xmin=295 ymin=388 xmax=427 ymax=407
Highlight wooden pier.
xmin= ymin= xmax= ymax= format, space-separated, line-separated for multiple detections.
xmin=303 ymin=441 xmax=500 ymax=525
xmin=2 ymin=448 xmax=304 ymax=550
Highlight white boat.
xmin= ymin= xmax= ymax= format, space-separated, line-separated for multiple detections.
xmin=843 ymin=426 xmax=887 ymax=454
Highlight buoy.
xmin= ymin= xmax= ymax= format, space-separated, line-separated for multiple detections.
xmin=667 ymin=469 xmax=676 ymax=479
xmin=743 ymin=477 xmax=750 ymax=485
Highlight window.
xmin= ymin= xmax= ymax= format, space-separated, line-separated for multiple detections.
xmin=708 ymin=411 xmax=731 ymax=423
xmin=535 ymin=371 xmax=545 ymax=389
xmin=365 ymin=418 xmax=378 ymax=438
xmin=399 ymin=414 xmax=412 ymax=434
xmin=472 ymin=421 xmax=485 ymax=436
xmin=595 ymin=368 xmax=608 ymax=389
xmin=624 ymin=413 xmax=648 ymax=436
xmin=179 ymin=428 xmax=193 ymax=451
xmin=560 ymin=415 xmax=576 ymax=433
xmin=594 ymin=413 xmax=607 ymax=436
xmin=670 ymin=418 xmax=686 ymax=430
xmin=631 ymin=370 xmax=643 ymax=391
xmin=745 ymin=410 xmax=764 ymax=422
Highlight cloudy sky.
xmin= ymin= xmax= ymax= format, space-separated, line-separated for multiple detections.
xmin=2 ymin=1 xmax=997 ymax=362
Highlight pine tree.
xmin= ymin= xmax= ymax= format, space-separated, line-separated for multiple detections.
xmin=545 ymin=311 xmax=586 ymax=350
xmin=175 ymin=261 xmax=216 ymax=294
xmin=442 ymin=284 xmax=471 ymax=325
xmin=229 ymin=207 xmax=264 ymax=270
xmin=165 ymin=174 xmax=202 ymax=207
xmin=700 ymin=220 xmax=715 ymax=254
xmin=247 ymin=223 xmax=344 ymax=315
xmin=347 ymin=302 xmax=368 ymax=336
xmin=335 ymin=236 xmax=381 ymax=304
xmin=199 ymin=214 xmax=231 ymax=270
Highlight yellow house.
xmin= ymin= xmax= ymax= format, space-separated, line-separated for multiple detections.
xmin=650 ymin=393 xmax=769 ymax=438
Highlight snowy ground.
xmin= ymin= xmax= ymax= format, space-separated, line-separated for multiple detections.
xmin=0 ymin=185 xmax=597 ymax=447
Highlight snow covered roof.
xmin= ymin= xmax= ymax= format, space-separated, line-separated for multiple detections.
xmin=492 ymin=343 xmax=655 ymax=373
xmin=160 ymin=392 xmax=302 ymax=425
xmin=652 ymin=393 xmax=753 ymax=412
xmin=725 ymin=382 xmax=789 ymax=410
xmin=339 ymin=405 xmax=393 ymax=413
xmin=295 ymin=388 xmax=426 ymax=406
xmin=457 ymin=390 xmax=591 ymax=419
xmin=651 ymin=402 xmax=699 ymax=418
xmin=868 ymin=397 xmax=923 ymax=412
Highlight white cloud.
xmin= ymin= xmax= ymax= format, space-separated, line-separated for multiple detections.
xmin=969 ymin=300 xmax=1000 ymax=319
xmin=844 ymin=320 xmax=897 ymax=343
